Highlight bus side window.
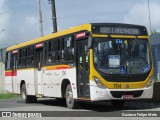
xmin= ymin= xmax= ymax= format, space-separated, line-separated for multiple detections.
xmin=48 ymin=41 xmax=52 ymax=63
xmin=27 ymin=46 xmax=34 ymax=67
xmin=64 ymin=36 xmax=74 ymax=61
xmin=52 ymin=39 xmax=60 ymax=62
xmin=18 ymin=48 xmax=27 ymax=68
xmin=5 ymin=52 xmax=12 ymax=70
xmin=46 ymin=39 xmax=60 ymax=64
xmin=78 ymin=42 xmax=83 ymax=68
xmin=60 ymin=39 xmax=64 ymax=61
xmin=84 ymin=44 xmax=89 ymax=71
xmin=45 ymin=41 xmax=49 ymax=64
xmin=12 ymin=55 xmax=17 ymax=70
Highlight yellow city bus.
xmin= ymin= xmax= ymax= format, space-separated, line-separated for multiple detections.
xmin=5 ymin=23 xmax=154 ymax=109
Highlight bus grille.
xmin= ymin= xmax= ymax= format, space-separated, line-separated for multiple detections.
xmin=102 ymin=75 xmax=147 ymax=82
xmin=110 ymin=90 xmax=143 ymax=98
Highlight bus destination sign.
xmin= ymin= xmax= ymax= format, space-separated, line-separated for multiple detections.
xmin=100 ymin=27 xmax=140 ymax=35
xmin=92 ymin=24 xmax=147 ymax=36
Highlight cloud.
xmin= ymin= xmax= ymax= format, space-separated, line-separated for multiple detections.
xmin=20 ymin=16 xmax=39 ymax=35
xmin=124 ymin=1 xmax=160 ymax=33
xmin=0 ymin=0 xmax=10 ymax=48
xmin=1 ymin=0 xmax=160 ymax=49
xmin=0 ymin=1 xmax=40 ymax=48
xmin=9 ymin=16 xmax=40 ymax=45
xmin=25 ymin=16 xmax=38 ymax=26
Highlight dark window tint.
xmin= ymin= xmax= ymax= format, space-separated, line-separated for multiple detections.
xmin=45 ymin=39 xmax=60 ymax=64
xmin=5 ymin=52 xmax=12 ymax=70
xmin=19 ymin=48 xmax=27 ymax=67
xmin=27 ymin=46 xmax=34 ymax=67
xmin=63 ymin=36 xmax=74 ymax=61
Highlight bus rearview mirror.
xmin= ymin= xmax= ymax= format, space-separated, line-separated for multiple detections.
xmin=88 ymin=34 xmax=93 ymax=49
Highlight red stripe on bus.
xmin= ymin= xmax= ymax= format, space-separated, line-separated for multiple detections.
xmin=56 ymin=66 xmax=70 ymax=70
xmin=5 ymin=71 xmax=17 ymax=76
xmin=46 ymin=65 xmax=71 ymax=70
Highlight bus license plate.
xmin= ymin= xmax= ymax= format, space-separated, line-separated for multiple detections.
xmin=122 ymin=95 xmax=133 ymax=99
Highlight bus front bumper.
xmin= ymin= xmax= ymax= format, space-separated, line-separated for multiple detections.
xmin=90 ymin=84 xmax=153 ymax=101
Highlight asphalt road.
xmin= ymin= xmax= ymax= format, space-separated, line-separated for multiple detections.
xmin=0 ymin=98 xmax=160 ymax=120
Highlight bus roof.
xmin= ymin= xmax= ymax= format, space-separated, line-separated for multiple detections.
xmin=6 ymin=23 xmax=91 ymax=51
xmin=6 ymin=23 xmax=148 ymax=51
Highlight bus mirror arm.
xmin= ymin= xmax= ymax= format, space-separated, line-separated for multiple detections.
xmin=88 ymin=34 xmax=93 ymax=49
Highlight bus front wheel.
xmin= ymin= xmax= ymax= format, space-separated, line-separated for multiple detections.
xmin=65 ymin=84 xmax=78 ymax=109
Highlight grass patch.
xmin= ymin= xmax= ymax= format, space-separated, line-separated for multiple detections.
xmin=0 ymin=93 xmax=21 ymax=99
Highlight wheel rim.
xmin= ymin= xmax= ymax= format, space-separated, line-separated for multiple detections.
xmin=66 ymin=90 xmax=73 ymax=105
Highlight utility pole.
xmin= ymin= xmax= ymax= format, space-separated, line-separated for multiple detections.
xmin=38 ymin=0 xmax=44 ymax=36
xmin=147 ymin=0 xmax=152 ymax=34
xmin=48 ymin=0 xmax=58 ymax=33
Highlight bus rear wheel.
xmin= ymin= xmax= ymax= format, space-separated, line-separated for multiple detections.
xmin=65 ymin=84 xmax=78 ymax=109
xmin=21 ymin=84 xmax=37 ymax=103
xmin=111 ymin=100 xmax=125 ymax=107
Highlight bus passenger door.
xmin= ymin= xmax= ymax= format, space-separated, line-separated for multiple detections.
xmin=77 ymin=40 xmax=90 ymax=98
xmin=12 ymin=53 xmax=18 ymax=93
xmin=35 ymin=46 xmax=43 ymax=95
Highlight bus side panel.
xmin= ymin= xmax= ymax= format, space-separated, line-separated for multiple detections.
xmin=61 ymin=68 xmax=77 ymax=99
xmin=17 ymin=69 xmax=35 ymax=95
xmin=5 ymin=76 xmax=13 ymax=93
xmin=43 ymin=68 xmax=59 ymax=97
xmin=43 ymin=67 xmax=77 ymax=98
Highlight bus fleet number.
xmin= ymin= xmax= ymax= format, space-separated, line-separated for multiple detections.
xmin=113 ymin=84 xmax=122 ymax=89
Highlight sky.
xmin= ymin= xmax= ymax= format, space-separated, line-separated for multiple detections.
xmin=0 ymin=0 xmax=160 ymax=48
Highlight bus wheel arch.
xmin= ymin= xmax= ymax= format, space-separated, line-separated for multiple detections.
xmin=20 ymin=80 xmax=25 ymax=92
xmin=61 ymin=79 xmax=70 ymax=98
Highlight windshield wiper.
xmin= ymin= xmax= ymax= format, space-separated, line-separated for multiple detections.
xmin=131 ymin=36 xmax=137 ymax=52
xmin=130 ymin=36 xmax=137 ymax=60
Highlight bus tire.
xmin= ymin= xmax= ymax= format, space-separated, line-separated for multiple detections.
xmin=56 ymin=98 xmax=65 ymax=103
xmin=66 ymin=84 xmax=78 ymax=109
xmin=111 ymin=100 xmax=125 ymax=107
xmin=31 ymin=96 xmax=37 ymax=103
xmin=21 ymin=84 xmax=33 ymax=103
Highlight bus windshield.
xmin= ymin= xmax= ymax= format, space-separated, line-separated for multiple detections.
xmin=93 ymin=37 xmax=151 ymax=74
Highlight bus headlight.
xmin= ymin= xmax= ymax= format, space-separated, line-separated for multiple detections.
xmin=146 ymin=76 xmax=154 ymax=88
xmin=94 ymin=76 xmax=106 ymax=88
